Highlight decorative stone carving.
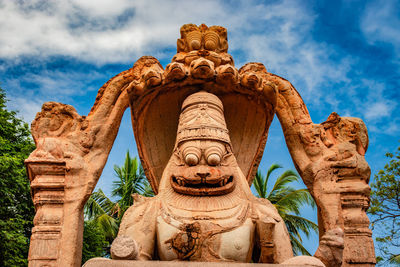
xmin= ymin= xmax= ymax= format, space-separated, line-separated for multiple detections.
xmin=25 ymin=60 xmax=154 ymax=266
xmin=25 ymin=24 xmax=375 ymax=267
xmin=266 ymin=74 xmax=376 ymax=266
xmin=116 ymin=91 xmax=311 ymax=263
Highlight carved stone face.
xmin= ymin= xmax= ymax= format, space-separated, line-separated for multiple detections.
xmin=171 ymin=140 xmax=235 ymax=196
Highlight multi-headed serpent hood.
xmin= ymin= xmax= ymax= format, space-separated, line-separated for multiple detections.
xmin=128 ymin=24 xmax=278 ymax=194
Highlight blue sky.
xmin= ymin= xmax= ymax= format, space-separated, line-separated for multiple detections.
xmin=1 ymin=0 xmax=399 ymax=256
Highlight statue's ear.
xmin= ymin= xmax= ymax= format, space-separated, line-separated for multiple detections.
xmin=172 ymin=147 xmax=185 ymax=166
xmin=221 ymin=144 xmax=234 ymax=165
xmin=177 ymin=39 xmax=186 ymax=52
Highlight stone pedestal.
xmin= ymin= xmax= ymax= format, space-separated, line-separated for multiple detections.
xmin=25 ymin=159 xmax=66 ymax=267
xmin=83 ymin=258 xmax=310 ymax=267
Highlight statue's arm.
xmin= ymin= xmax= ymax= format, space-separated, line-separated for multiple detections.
xmin=116 ymin=196 xmax=158 ymax=260
xmin=253 ymin=199 xmax=293 ymax=263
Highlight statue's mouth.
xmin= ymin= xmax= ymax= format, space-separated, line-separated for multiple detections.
xmin=222 ymin=68 xmax=235 ymax=75
xmin=171 ymin=175 xmax=235 ymax=196
xmin=245 ymin=74 xmax=259 ymax=85
xmin=194 ymin=63 xmax=212 ymax=71
xmin=143 ymin=70 xmax=162 ymax=86
xmin=170 ymin=65 xmax=183 ymax=72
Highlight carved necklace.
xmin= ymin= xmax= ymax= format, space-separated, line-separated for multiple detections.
xmin=160 ymin=200 xmax=251 ymax=261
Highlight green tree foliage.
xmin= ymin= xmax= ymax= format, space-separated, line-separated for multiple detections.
xmin=252 ymin=163 xmax=318 ymax=256
xmin=81 ymin=220 xmax=109 ymax=265
xmin=369 ymin=146 xmax=400 ymax=265
xmin=83 ymin=151 xmax=154 ymax=259
xmin=0 ymin=88 xmax=36 ymax=266
xmin=111 ymin=151 xmax=154 ymax=213
xmin=85 ymin=188 xmax=120 ymax=241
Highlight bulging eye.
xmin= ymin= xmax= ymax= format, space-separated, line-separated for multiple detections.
xmin=204 ymin=31 xmax=219 ymax=51
xmin=207 ymin=153 xmax=221 ymax=166
xmin=185 ymin=153 xmax=199 ymax=166
xmin=186 ymin=31 xmax=202 ymax=51
xmin=190 ymin=40 xmax=201 ymax=50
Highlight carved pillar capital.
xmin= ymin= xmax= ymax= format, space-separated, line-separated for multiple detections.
xmin=25 ymin=159 xmax=66 ymax=267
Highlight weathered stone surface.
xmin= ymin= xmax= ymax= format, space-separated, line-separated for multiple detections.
xmin=110 ymin=235 xmax=139 ymax=260
xmin=282 ymin=256 xmax=325 ymax=266
xmin=25 ymin=23 xmax=375 ymax=267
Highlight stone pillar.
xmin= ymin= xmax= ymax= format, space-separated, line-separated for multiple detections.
xmin=272 ymin=72 xmax=376 ymax=266
xmin=23 ymin=57 xmax=147 ymax=266
xmin=25 ymin=159 xmax=66 ymax=267
xmin=341 ymin=193 xmax=376 ymax=266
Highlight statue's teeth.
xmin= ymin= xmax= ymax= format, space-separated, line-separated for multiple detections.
xmin=177 ymin=179 xmax=185 ymax=186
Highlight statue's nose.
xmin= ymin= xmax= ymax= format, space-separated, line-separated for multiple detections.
xmin=196 ymin=172 xmax=210 ymax=179
xmin=196 ymin=165 xmax=211 ymax=181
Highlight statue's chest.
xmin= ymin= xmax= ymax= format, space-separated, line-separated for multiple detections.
xmin=156 ymin=205 xmax=255 ymax=262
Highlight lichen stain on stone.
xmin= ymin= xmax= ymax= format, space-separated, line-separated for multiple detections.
xmin=165 ymin=222 xmax=201 ymax=260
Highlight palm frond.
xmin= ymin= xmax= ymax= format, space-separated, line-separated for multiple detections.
xmin=267 ymin=170 xmax=299 ymax=199
xmin=84 ymin=194 xmax=106 ymax=220
xmin=389 ymin=254 xmax=400 ymax=264
xmin=85 ymin=189 xmax=117 ymax=219
xmin=111 ymin=151 xmax=149 ymax=208
xmin=96 ymin=213 xmax=119 ymax=239
xmin=290 ymin=234 xmax=312 ymax=256
xmin=284 ymin=214 xmax=319 ymax=239
xmin=143 ymin=182 xmax=155 ymax=197
xmin=275 ymin=189 xmax=316 ymax=215
xmin=254 ymin=170 xmax=265 ymax=198
xmin=253 ymin=164 xmax=318 ymax=256
xmin=84 ymin=151 xmax=153 ymax=245
xmin=264 ymin=163 xmax=282 ymax=196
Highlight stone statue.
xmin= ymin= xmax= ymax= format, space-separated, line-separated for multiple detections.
xmin=113 ymin=91 xmax=299 ymax=263
xmin=25 ymin=24 xmax=375 ymax=267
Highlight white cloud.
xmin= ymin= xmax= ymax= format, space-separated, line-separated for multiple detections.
xmin=360 ymin=0 xmax=400 ymax=71
xmin=0 ymin=0 xmax=341 ymax=84
xmin=360 ymin=0 xmax=400 ymax=51
xmin=344 ymin=79 xmax=398 ymax=132
xmin=1 ymin=0 xmax=398 ymax=130
xmin=3 ymin=66 xmax=109 ymax=121
xmin=0 ymin=0 xmax=232 ymax=64
xmin=364 ymin=101 xmax=395 ymax=120
xmin=7 ymin=95 xmax=42 ymax=123
xmin=224 ymin=1 xmax=353 ymax=102
xmin=1 ymin=0 xmax=349 ymax=98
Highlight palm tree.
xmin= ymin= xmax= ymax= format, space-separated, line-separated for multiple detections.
xmin=252 ymin=163 xmax=318 ymax=256
xmin=84 ymin=151 xmax=154 ymax=241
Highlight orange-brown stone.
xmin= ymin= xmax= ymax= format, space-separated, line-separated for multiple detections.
xmin=25 ymin=24 xmax=375 ymax=267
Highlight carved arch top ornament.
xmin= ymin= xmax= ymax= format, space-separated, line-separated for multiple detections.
xmin=128 ymin=24 xmax=279 ymax=194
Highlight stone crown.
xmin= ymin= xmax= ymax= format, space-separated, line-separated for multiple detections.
xmin=176 ymin=91 xmax=231 ymax=145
